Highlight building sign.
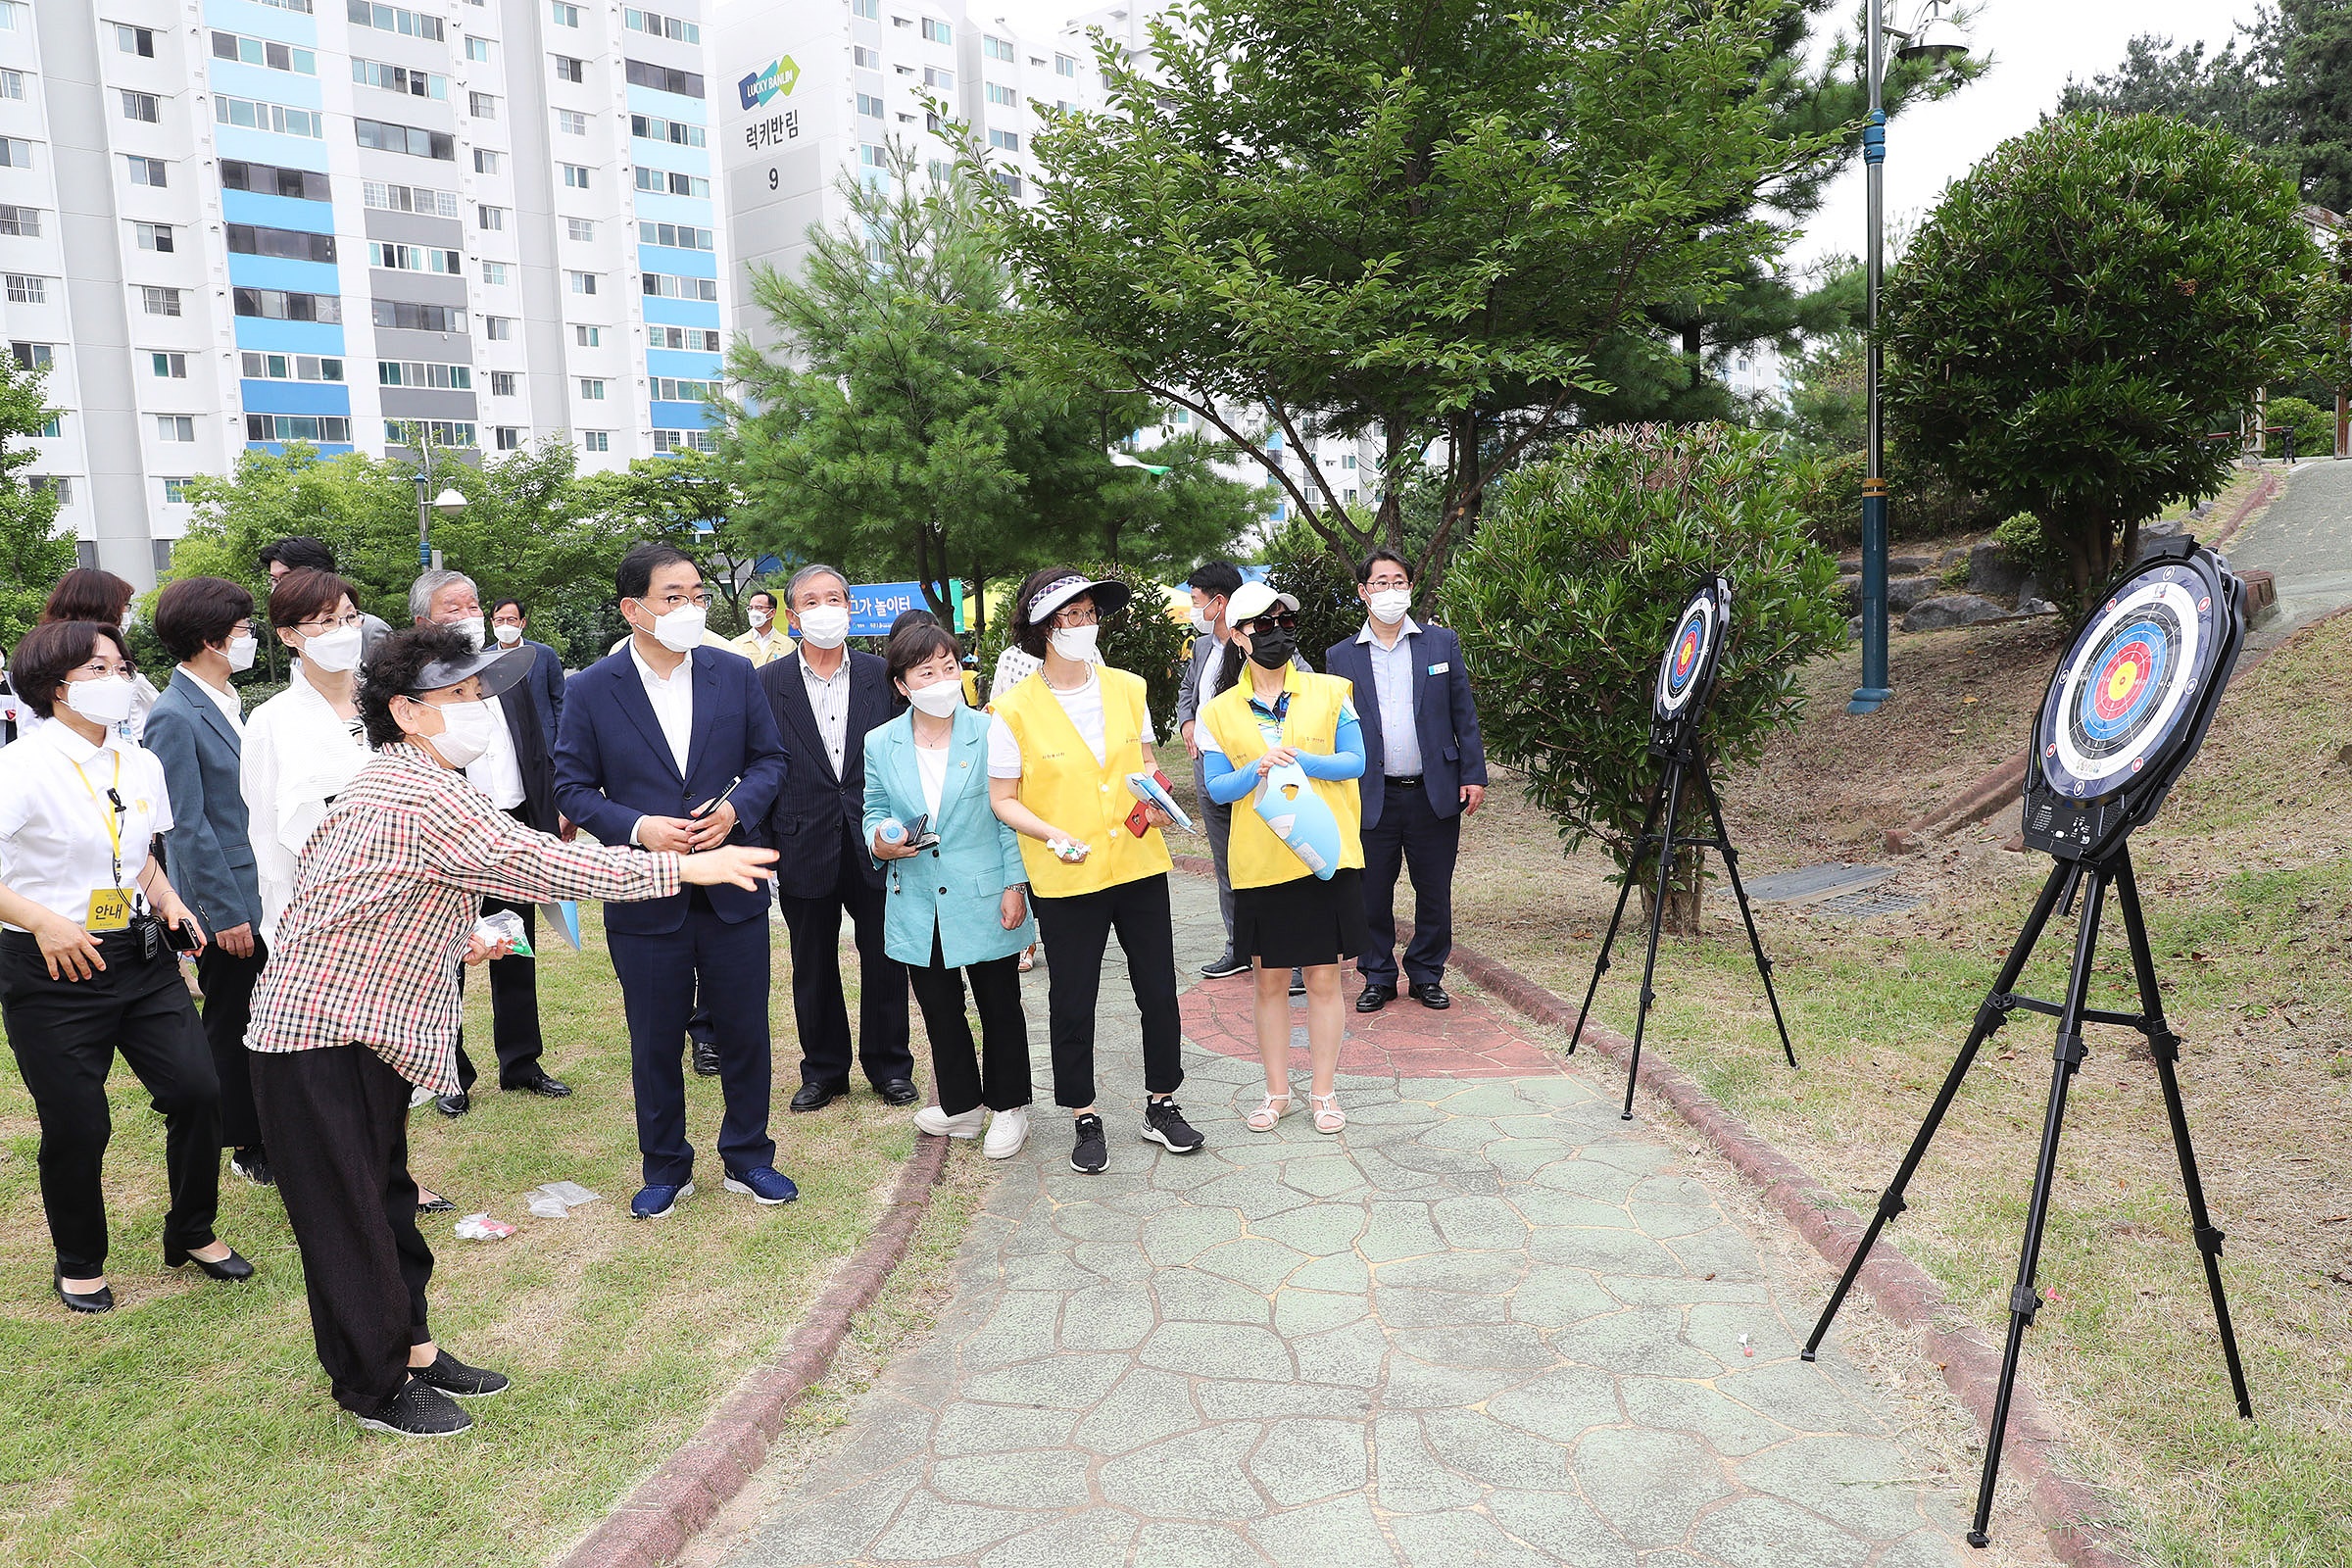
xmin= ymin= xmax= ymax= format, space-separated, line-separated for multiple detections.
xmin=849 ymin=580 xmax=965 ymax=636
xmin=737 ymin=54 xmax=801 ymax=111
xmin=745 ymin=109 xmax=800 ymax=150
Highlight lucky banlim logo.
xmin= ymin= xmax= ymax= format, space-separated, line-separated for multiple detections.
xmin=738 ymin=55 xmax=801 ymax=111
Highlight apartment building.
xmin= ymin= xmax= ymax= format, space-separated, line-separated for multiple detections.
xmin=0 ymin=0 xmax=731 ymax=586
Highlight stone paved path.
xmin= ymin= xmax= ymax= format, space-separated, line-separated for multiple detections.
xmin=722 ymin=876 xmax=1981 ymax=1567
xmin=2232 ymin=457 xmax=2352 ymax=646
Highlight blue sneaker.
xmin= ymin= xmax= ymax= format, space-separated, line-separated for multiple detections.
xmin=722 ymin=1165 xmax=800 ymax=1205
xmin=630 ymin=1180 xmax=694 ymax=1219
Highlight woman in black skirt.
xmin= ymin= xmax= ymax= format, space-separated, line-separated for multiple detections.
xmin=1194 ymin=583 xmax=1368 ymax=1133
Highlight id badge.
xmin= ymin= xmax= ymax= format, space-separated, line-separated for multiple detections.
xmin=86 ymin=889 xmax=133 ymax=932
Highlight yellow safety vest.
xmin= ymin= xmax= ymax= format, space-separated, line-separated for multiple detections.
xmin=994 ymin=664 xmax=1173 ymax=898
xmin=1200 ymin=667 xmax=1364 ymax=890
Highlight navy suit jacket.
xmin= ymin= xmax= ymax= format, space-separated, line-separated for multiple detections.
xmin=519 ymin=639 xmax=564 ymax=751
xmin=143 ymin=673 xmax=264 ymax=935
xmin=758 ymin=649 xmax=894 ymax=898
xmin=554 ymin=645 xmax=789 ymax=935
xmin=1324 ymin=621 xmax=1489 ymax=831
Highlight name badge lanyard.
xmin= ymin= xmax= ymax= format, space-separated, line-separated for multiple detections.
xmin=72 ymin=752 xmax=138 ymax=911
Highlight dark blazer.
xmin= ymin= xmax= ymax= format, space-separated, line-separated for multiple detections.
xmin=516 ymin=638 xmax=564 ymax=751
xmin=1325 ymin=620 xmax=1489 ymax=831
xmin=143 ymin=672 xmax=264 ymax=935
xmin=554 ymin=645 xmax=789 ymax=935
xmin=497 ymin=680 xmax=561 ymax=835
xmin=758 ymin=649 xmax=894 ymax=898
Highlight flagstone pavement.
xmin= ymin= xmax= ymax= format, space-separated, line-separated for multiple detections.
xmin=719 ymin=874 xmax=1987 ymax=1567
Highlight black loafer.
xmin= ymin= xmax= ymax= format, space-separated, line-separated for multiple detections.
xmin=416 ymin=1194 xmax=457 ymax=1215
xmin=1200 ymin=951 xmax=1249 ymax=979
xmin=875 ymin=1079 xmax=919 ymax=1106
xmin=54 ymin=1269 xmax=114 ymax=1314
xmin=1410 ymin=982 xmax=1452 ymax=1010
xmin=436 ymin=1092 xmax=470 ymax=1117
xmin=691 ymin=1038 xmax=721 ymax=1077
xmin=502 ymin=1074 xmax=572 ymax=1099
xmin=1355 ymin=985 xmax=1396 ymax=1013
xmin=790 ymin=1080 xmax=847 ymax=1113
xmin=165 ymin=1243 xmax=255 ymax=1281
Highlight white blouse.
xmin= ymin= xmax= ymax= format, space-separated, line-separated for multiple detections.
xmin=241 ymin=662 xmax=371 ymax=941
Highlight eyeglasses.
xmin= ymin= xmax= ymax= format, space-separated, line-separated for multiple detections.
xmin=1363 ymin=577 xmax=1410 ymax=592
xmin=643 ymin=591 xmax=712 ymax=612
xmin=297 ymin=612 xmax=366 ymax=634
xmin=70 ymin=658 xmax=131 ymax=680
xmin=1053 ymin=605 xmax=1101 ymax=627
xmin=1239 ymin=613 xmax=1299 ymax=634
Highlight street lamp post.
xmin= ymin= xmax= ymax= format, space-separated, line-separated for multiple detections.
xmin=412 ymin=434 xmax=466 ymax=568
xmin=1849 ymin=1 xmax=1966 ymax=716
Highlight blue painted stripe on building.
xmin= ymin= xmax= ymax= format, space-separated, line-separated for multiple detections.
xmin=207 ymin=60 xmax=326 ymax=109
xmin=226 ymin=253 xmax=343 ymax=294
xmin=648 ymin=401 xmax=713 ymax=428
xmin=204 ymin=0 xmax=319 ymax=44
xmin=639 ymin=296 xmax=720 ymax=328
xmin=248 ymin=442 xmax=357 ymax=457
xmin=220 ymin=189 xmax=337 ymax=232
xmin=645 ymin=348 xmax=723 ymax=379
xmin=239 ymin=378 xmax=351 ymax=416
xmin=210 ymin=122 xmax=331 ymax=171
xmin=232 ymin=318 xmax=347 ymax=355
xmin=626 ymin=190 xmax=716 ymax=226
xmin=623 ymin=85 xmax=709 ymax=126
xmin=636 ymin=243 xmax=718 ymax=278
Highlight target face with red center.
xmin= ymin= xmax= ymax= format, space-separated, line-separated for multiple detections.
xmin=1653 ymin=583 xmax=1727 ymax=726
xmin=2036 ymin=559 xmax=2218 ymax=801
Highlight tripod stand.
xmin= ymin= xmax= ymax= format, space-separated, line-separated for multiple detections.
xmin=1801 ymin=843 xmax=2251 ymax=1546
xmin=1568 ymin=730 xmax=1796 ymax=1120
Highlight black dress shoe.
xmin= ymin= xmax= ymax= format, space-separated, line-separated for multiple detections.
xmin=790 ymin=1080 xmax=847 ymax=1113
xmin=166 ymin=1243 xmax=255 ymax=1281
xmin=1200 ymin=950 xmax=1249 ymax=979
xmin=54 ymin=1269 xmax=114 ymax=1314
xmin=875 ymin=1079 xmax=919 ymax=1106
xmin=1410 ymin=981 xmax=1452 ymax=1010
xmin=436 ymin=1092 xmax=470 ymax=1117
xmin=229 ymin=1148 xmax=274 ymax=1187
xmin=1355 ymin=985 xmax=1396 ymax=1013
xmin=502 ymin=1073 xmax=572 ymax=1099
xmin=691 ymin=1038 xmax=721 ymax=1077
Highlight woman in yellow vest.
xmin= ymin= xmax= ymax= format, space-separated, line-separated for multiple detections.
xmin=1196 ymin=582 xmax=1367 ymax=1135
xmin=988 ymin=567 xmax=1202 ymax=1175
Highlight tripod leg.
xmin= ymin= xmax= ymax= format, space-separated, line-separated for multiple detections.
xmin=1694 ymin=761 xmax=1798 ymax=1069
xmin=1620 ymin=756 xmax=1687 ymax=1121
xmin=1803 ymin=859 xmax=2075 ymax=1361
xmin=1969 ymin=865 xmax=2109 ymax=1547
xmin=2112 ymin=852 xmax=2254 ymax=1419
xmin=1569 ymin=776 xmax=1667 ymax=1054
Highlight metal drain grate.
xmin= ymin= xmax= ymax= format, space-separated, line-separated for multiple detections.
xmin=1813 ymin=889 xmax=1926 ymax=917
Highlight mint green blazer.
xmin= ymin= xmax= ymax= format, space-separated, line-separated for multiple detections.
xmin=860 ymin=705 xmax=1036 ymax=969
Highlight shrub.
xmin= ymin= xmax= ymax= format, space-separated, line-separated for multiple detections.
xmin=1439 ymin=423 xmax=1845 ymax=930
xmin=2264 ymin=395 xmax=2335 ymax=461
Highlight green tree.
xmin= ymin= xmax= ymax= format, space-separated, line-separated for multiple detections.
xmin=972 ymin=0 xmax=1891 ymax=587
xmin=566 ymin=450 xmax=763 ymax=635
xmin=1438 ymin=423 xmax=1844 ymax=931
xmin=0 ymin=354 xmax=72 ymax=651
xmin=1884 ymin=112 xmax=2322 ymax=605
xmin=719 ymin=146 xmax=1253 ymax=650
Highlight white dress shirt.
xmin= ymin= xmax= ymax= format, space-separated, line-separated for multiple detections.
xmin=242 ymin=662 xmax=372 ymax=942
xmin=629 ymin=641 xmax=695 ymax=775
xmin=797 ymin=651 xmax=852 ymax=779
xmin=0 ymin=719 xmax=174 ymax=930
xmin=1358 ymin=615 xmax=1425 ymax=777
xmin=465 ymin=694 xmax=527 ymax=811
xmin=177 ymin=663 xmax=245 ymax=734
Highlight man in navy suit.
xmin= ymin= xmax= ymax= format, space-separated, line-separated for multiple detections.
xmin=758 ymin=564 xmax=914 ymax=1112
xmin=489 ymin=597 xmax=565 ymax=751
xmin=555 ymin=544 xmax=794 ymax=1218
xmin=1323 ymin=549 xmax=1488 ymax=1012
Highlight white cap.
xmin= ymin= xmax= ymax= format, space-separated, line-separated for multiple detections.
xmin=1225 ymin=581 xmax=1299 ymax=625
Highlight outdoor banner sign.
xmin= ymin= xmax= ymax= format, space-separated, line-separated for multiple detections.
xmin=849 ymin=580 xmax=966 ymax=635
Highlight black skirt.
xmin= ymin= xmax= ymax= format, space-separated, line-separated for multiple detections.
xmin=1233 ymin=867 xmax=1368 ymax=970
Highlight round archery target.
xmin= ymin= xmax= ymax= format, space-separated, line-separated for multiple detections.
xmin=1654 ymin=587 xmax=1721 ymax=725
xmin=2036 ymin=561 xmax=2218 ymax=801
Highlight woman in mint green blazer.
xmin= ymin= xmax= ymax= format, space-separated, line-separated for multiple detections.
xmin=863 ymin=621 xmax=1038 ymax=1158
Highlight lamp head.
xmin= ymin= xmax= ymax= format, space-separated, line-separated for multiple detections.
xmin=1897 ymin=4 xmax=1969 ymax=64
xmin=432 ymin=486 xmax=467 ymax=517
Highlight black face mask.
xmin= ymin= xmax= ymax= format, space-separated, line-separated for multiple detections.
xmin=1248 ymin=629 xmax=1298 ymax=669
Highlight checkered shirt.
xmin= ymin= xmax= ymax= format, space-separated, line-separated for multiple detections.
xmin=247 ymin=744 xmax=679 ymax=1093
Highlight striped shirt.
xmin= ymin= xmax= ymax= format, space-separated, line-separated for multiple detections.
xmin=247 ymin=744 xmax=679 ymax=1093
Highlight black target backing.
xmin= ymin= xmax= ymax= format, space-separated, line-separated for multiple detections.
xmin=1652 ymin=577 xmax=1732 ymax=748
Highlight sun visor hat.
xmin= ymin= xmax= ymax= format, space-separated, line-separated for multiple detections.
xmin=1225 ymin=581 xmax=1300 ymax=625
xmin=410 ymin=644 xmax=534 ymax=700
xmin=1026 ymin=574 xmax=1134 ymax=624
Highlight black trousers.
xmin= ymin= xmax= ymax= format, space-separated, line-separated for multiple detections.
xmin=455 ymin=895 xmax=544 ymax=1091
xmin=779 ymin=823 xmax=912 ymax=1091
xmin=195 ymin=934 xmax=267 ymax=1150
xmin=906 ymin=928 xmax=1032 ymax=1116
xmin=1358 ymin=783 xmax=1462 ymax=990
xmin=0 ymin=929 xmax=221 ymax=1276
xmin=1030 ymin=873 xmax=1184 ymax=1109
xmin=251 ymin=1043 xmax=433 ymax=1414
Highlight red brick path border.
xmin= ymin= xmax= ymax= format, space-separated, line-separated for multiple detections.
xmin=1180 ymin=971 xmax=1564 ymax=1078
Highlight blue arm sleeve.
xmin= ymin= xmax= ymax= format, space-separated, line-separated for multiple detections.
xmin=1295 ymin=714 xmax=1366 ymax=781
xmin=1202 ymin=749 xmax=1257 ymax=806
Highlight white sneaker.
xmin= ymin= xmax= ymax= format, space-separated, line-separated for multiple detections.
xmin=913 ymin=1103 xmax=987 ymax=1139
xmin=983 ymin=1104 xmax=1031 ymax=1159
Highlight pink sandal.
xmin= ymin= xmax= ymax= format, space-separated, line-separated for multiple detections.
xmin=1247 ymin=1092 xmax=1293 ymax=1132
xmin=1309 ymin=1091 xmax=1346 ymax=1135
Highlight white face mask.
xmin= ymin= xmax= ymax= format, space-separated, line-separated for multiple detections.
xmin=303 ymin=624 xmax=365 ymax=672
xmin=225 ymin=634 xmax=259 ymax=673
xmin=1051 ymin=624 xmax=1100 ymax=662
xmin=906 ymin=679 xmax=962 ymax=718
xmin=1188 ymin=607 xmax=1212 ymax=636
xmin=639 ymin=601 xmax=708 ymax=654
xmin=1368 ymin=588 xmax=1412 ymax=625
xmin=797 ymin=604 xmax=851 ymax=650
xmin=749 ymin=608 xmax=773 ymax=630
xmin=120 ymin=609 xmax=138 ymax=634
xmin=446 ymin=614 xmax=485 ymax=652
xmin=65 ymin=674 xmax=138 ymax=726
xmin=420 ymin=698 xmax=496 ymax=767
xmin=492 ymin=621 xmax=523 ymax=646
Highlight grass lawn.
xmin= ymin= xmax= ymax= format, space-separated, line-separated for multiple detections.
xmin=0 ymin=906 xmax=923 ymax=1568
xmin=1439 ymin=612 xmax=2352 ymax=1568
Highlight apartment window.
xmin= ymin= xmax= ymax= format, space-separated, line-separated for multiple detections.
xmin=561 ymin=163 xmax=590 ymax=188
xmin=347 ymin=1 xmax=444 ymax=40
xmin=241 ymin=351 xmax=344 ymax=381
xmin=623 ymin=59 xmax=705 ymax=97
xmin=640 ymin=220 xmax=713 ymax=251
xmin=859 ymin=144 xmax=885 ymax=168
xmin=248 ymin=414 xmax=353 ymax=443
xmin=467 ymin=91 xmax=498 ymax=119
xmin=564 ymin=218 xmax=595 ymax=242
xmin=922 ymin=18 xmax=953 ymax=44
xmin=482 ymin=315 xmax=514 ymax=339
xmin=1346 ymin=488 xmax=1359 ymax=503
xmin=624 ymin=7 xmax=701 ymax=43
xmin=368 ymin=241 xmax=462 ymax=273
xmin=374 ymin=300 xmax=466 ymax=331
xmin=856 ymin=93 xmax=883 ymax=119
xmin=1343 ymin=454 xmax=1358 ymax=469
xmin=553 ymin=55 xmax=584 ymax=81
xmin=229 ymin=224 xmax=337 ymax=263
xmin=163 ymin=478 xmax=192 ymax=504
xmin=30 ymin=475 xmax=70 ymax=500
xmin=157 ymin=416 xmax=196 ymax=442
xmin=629 ymin=114 xmax=705 ymax=147
xmin=229 ymin=162 xmax=335 ymax=202
xmin=650 ymin=377 xmax=719 ymax=402
xmin=35 ymin=416 xmax=60 ymax=439
xmin=473 ymin=207 xmax=506 ymax=237
xmin=383 ymin=418 xmax=475 ymax=447
xmin=4 ymin=272 xmax=42 ymax=304
xmin=124 ymin=155 xmax=168 ymax=186
xmin=549 ymin=1 xmax=580 ymax=24
xmin=565 ymin=270 xmax=597 ymax=294
xmin=649 ymin=324 xmax=720 ymax=352
xmin=466 ymin=35 xmax=491 ymax=62
xmin=1055 ymin=52 xmax=1076 ymax=76
xmin=853 ymin=0 xmax=878 ymax=17
xmin=574 ymin=323 xmax=600 ymax=347
xmin=557 ymin=109 xmax=589 ymax=136
xmin=0 ymin=140 xmax=32 ymax=171
xmin=121 ymin=91 xmax=161 ymax=123
xmin=992 ymin=170 xmax=1024 ymax=198
xmin=219 ymin=96 xmax=326 ymax=138
xmin=116 ymin=24 xmax=155 ymax=56
xmin=475 ymin=149 xmax=502 ymax=174
xmin=0 ymin=205 xmax=37 ymax=237
xmin=479 ymin=260 xmax=508 ymax=284
xmin=634 ymin=167 xmax=710 ymax=197
xmin=641 ymin=271 xmax=717 ymax=301
xmin=982 ymin=34 xmax=1011 ymax=61
xmin=0 ymin=70 xmax=24 ymax=100
xmin=986 ymin=82 xmax=1016 ymax=106
xmin=352 ymin=59 xmax=447 ymax=99
xmin=214 ymin=32 xmax=317 ymax=74
xmin=10 ymin=341 xmax=51 ymax=369
xmin=235 ymin=287 xmax=341 ymax=322
xmin=495 ymin=426 xmax=519 ymax=450
xmin=653 ymin=428 xmax=713 ymax=454
xmin=581 ymin=430 xmax=609 ymax=453
xmin=378 ymin=360 xmax=472 ymax=389
xmin=151 ymin=352 xmax=188 ymax=379
xmin=853 ymin=45 xmax=878 ymax=68
xmin=355 ymin=119 xmax=454 ymax=159
xmin=578 ymin=378 xmax=605 ymax=400
xmin=141 ymin=285 xmax=181 ymax=317
xmin=489 ymin=371 xmax=517 ymax=396
xmin=988 ymin=128 xmax=1020 ymax=152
